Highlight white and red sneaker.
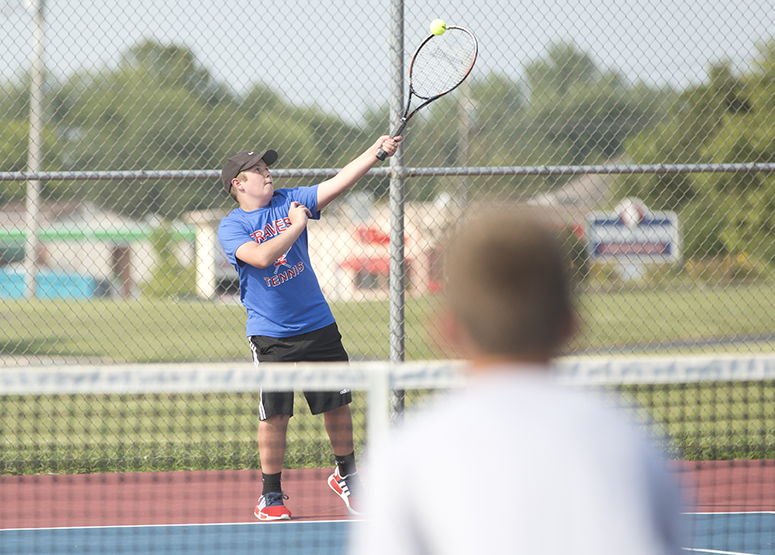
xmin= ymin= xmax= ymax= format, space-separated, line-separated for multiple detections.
xmin=254 ymin=492 xmax=291 ymax=521
xmin=327 ymin=468 xmax=361 ymax=515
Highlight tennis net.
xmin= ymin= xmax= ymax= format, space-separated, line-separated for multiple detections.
xmin=1 ymin=355 xmax=774 ymax=554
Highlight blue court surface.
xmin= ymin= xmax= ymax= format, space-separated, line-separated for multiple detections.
xmin=2 ymin=513 xmax=773 ymax=554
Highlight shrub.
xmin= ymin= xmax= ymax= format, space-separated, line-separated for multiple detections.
xmin=140 ymin=224 xmax=196 ymax=298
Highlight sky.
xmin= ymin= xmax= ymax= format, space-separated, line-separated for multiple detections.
xmin=1 ymin=0 xmax=772 ymax=124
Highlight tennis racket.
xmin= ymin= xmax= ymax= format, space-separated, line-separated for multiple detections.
xmin=376 ymin=26 xmax=479 ymax=160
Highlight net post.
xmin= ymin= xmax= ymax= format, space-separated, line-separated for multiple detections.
xmin=367 ymin=364 xmax=392 ymax=453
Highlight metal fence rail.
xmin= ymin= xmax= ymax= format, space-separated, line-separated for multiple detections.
xmin=2 ymin=163 xmax=774 ymax=182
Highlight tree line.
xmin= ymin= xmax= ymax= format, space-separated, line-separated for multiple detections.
xmin=0 ymin=39 xmax=772 ymax=263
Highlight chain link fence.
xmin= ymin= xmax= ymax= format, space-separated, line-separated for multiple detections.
xmin=0 ymin=0 xmax=773 ymax=365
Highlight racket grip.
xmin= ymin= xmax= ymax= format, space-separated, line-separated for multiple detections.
xmin=375 ymin=122 xmax=407 ymax=161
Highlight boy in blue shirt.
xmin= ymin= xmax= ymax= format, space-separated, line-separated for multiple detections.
xmin=218 ymin=135 xmax=401 ymax=520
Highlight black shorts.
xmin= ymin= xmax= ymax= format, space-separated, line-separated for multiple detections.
xmin=249 ymin=322 xmax=352 ymax=420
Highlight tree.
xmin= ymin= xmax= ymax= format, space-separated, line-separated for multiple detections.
xmin=121 ymin=40 xmax=231 ymax=105
xmin=140 ymin=222 xmax=196 ymax=298
xmin=0 ymin=78 xmax=61 ymax=202
xmin=524 ymin=44 xmax=672 ymax=171
xmin=524 ymin=43 xmax=598 ymax=98
xmin=0 ymin=40 xmax=677 ymax=223
xmin=36 ymin=40 xmax=377 ymax=217
xmin=420 ymin=45 xmax=674 ymax=199
xmin=616 ymin=41 xmax=774 ymax=262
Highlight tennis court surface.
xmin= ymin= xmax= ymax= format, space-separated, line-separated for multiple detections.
xmin=2 ymin=356 xmax=773 ymax=554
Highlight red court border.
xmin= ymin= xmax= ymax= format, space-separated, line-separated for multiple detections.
xmin=2 ymin=461 xmax=773 ymax=529
xmin=676 ymin=460 xmax=775 ymax=512
xmin=1 ymin=468 xmax=348 ymax=529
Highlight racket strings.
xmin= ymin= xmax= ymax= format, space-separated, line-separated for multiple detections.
xmin=411 ymin=29 xmax=477 ymax=99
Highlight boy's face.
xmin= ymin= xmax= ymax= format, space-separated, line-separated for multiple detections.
xmin=234 ymin=160 xmax=273 ymax=202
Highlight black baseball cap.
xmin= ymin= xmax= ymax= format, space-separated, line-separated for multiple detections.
xmin=221 ymin=149 xmax=278 ymax=192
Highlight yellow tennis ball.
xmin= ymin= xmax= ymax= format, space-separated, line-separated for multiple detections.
xmin=429 ymin=19 xmax=447 ymax=36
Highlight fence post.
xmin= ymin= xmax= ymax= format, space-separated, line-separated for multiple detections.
xmin=24 ymin=0 xmax=46 ymax=299
xmin=388 ymin=0 xmax=406 ymax=418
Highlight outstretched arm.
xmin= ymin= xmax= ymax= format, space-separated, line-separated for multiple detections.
xmin=317 ymin=135 xmax=402 ymax=211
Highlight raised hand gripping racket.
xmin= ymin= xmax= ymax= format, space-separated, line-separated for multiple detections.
xmin=376 ymin=25 xmax=479 ymax=160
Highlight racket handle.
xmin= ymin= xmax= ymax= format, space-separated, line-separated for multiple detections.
xmin=375 ymin=122 xmax=407 ymax=161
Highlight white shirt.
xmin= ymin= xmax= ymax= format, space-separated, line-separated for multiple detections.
xmin=351 ymin=366 xmax=686 ymax=555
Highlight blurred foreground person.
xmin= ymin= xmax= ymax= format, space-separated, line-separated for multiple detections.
xmin=351 ymin=206 xmax=685 ymax=555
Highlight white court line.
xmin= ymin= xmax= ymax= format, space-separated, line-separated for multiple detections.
xmin=682 ymin=548 xmax=758 ymax=555
xmin=6 ymin=513 xmax=769 ymax=532
xmin=0 ymin=519 xmax=359 ymax=532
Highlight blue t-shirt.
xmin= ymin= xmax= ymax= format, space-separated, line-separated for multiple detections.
xmin=218 ymin=185 xmax=335 ymax=337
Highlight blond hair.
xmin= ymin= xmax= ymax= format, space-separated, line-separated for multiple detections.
xmin=444 ymin=205 xmax=574 ymax=358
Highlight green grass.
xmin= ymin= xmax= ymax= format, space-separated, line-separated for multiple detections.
xmin=1 ymin=284 xmax=773 ymax=474
xmin=335 ymin=284 xmax=775 ymax=358
xmin=573 ymin=284 xmax=775 ymax=354
xmin=620 ymin=381 xmax=775 ymax=460
xmin=0 ymin=284 xmax=772 ymax=362
xmin=0 ymin=298 xmax=247 ymax=362
xmin=2 ymin=382 xmax=773 ymax=475
xmin=0 ymin=391 xmax=368 ymax=475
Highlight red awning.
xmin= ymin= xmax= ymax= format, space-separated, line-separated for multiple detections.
xmin=339 ymin=256 xmax=391 ymax=275
xmin=354 ymin=226 xmax=391 ymax=245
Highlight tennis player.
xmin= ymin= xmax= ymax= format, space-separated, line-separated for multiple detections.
xmin=351 ymin=207 xmax=685 ymax=553
xmin=218 ymin=135 xmax=401 ymax=521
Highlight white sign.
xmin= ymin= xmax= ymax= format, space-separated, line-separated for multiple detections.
xmin=586 ymin=198 xmax=681 ymax=265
